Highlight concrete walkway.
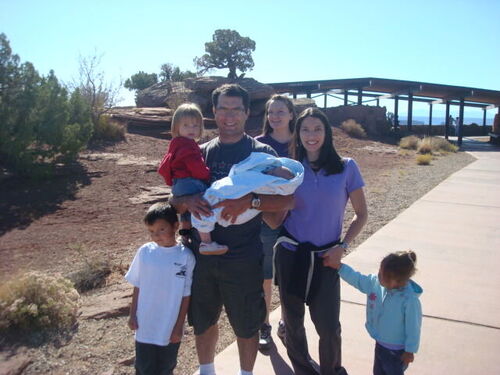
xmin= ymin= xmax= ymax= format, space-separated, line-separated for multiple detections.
xmin=205 ymin=140 xmax=500 ymax=374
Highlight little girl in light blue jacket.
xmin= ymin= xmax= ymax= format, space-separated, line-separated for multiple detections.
xmin=339 ymin=250 xmax=422 ymax=375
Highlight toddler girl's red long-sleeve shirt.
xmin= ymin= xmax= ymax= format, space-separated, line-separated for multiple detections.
xmin=157 ymin=137 xmax=210 ymax=186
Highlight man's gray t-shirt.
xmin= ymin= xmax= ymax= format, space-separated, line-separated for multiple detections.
xmin=201 ymin=134 xmax=276 ymax=259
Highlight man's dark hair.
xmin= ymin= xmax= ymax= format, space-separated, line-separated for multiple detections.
xmin=212 ymin=83 xmax=250 ymax=111
xmin=144 ymin=203 xmax=178 ymax=226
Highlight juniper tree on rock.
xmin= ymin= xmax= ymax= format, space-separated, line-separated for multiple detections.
xmin=124 ymin=71 xmax=158 ymax=91
xmin=159 ymin=63 xmax=196 ymax=82
xmin=194 ymin=29 xmax=256 ymax=80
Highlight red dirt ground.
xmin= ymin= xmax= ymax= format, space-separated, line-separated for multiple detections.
xmin=0 ymin=124 xmax=408 ymax=279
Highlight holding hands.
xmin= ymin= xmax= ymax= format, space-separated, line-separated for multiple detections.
xmin=321 ymin=245 xmax=344 ymax=269
xmin=401 ymin=352 xmax=414 ymax=365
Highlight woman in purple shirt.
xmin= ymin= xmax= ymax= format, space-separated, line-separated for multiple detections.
xmin=274 ymin=107 xmax=368 ymax=375
xmin=255 ymin=94 xmax=296 ymax=349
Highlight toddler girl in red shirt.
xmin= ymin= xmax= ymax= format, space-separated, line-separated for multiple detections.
xmin=158 ymin=103 xmax=228 ymax=255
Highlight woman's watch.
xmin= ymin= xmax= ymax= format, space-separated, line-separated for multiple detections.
xmin=251 ymin=193 xmax=261 ymax=209
xmin=339 ymin=241 xmax=349 ymax=252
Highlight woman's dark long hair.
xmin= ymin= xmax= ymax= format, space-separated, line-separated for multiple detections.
xmin=290 ymin=107 xmax=344 ymax=175
xmin=261 ymin=94 xmax=297 ymax=135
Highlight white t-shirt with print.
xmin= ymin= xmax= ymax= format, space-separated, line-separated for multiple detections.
xmin=125 ymin=242 xmax=195 ymax=346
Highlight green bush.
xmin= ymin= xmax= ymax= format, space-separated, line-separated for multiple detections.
xmin=0 ymin=272 xmax=80 ymax=332
xmin=399 ymin=135 xmax=420 ymax=150
xmin=341 ymin=119 xmax=367 ymax=138
xmin=124 ymin=71 xmax=158 ymax=91
xmin=0 ymin=34 xmax=92 ymax=176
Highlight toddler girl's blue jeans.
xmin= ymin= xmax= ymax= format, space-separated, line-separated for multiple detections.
xmin=373 ymin=343 xmax=409 ymax=375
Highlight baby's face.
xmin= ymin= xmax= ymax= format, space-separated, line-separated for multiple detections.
xmin=178 ymin=116 xmax=202 ymax=140
xmin=265 ymin=166 xmax=294 ymax=180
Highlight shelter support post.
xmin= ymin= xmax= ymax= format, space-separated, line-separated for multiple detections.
xmin=445 ymin=101 xmax=450 ymax=140
xmin=344 ymin=90 xmax=348 ymax=106
xmin=394 ymin=96 xmax=399 ymax=130
xmin=483 ymin=108 xmax=487 ymax=135
xmin=324 ymin=92 xmax=327 ymax=109
xmin=408 ymin=92 xmax=414 ymax=131
xmin=428 ymin=104 xmax=433 ymax=135
xmin=458 ymin=98 xmax=464 ymax=146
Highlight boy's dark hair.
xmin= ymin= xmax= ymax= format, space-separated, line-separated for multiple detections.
xmin=290 ymin=107 xmax=344 ymax=175
xmin=381 ymin=250 xmax=417 ymax=282
xmin=144 ymin=203 xmax=178 ymax=226
xmin=212 ymin=84 xmax=250 ymax=112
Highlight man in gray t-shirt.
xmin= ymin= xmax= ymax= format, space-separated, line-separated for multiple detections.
xmin=171 ymin=84 xmax=293 ymax=375
xmin=200 ymin=134 xmax=276 ymax=260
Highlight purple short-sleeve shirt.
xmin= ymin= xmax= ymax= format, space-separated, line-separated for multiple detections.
xmin=255 ymin=134 xmax=290 ymax=157
xmin=283 ymin=158 xmax=365 ymax=249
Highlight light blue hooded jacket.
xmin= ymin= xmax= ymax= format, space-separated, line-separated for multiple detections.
xmin=339 ymin=263 xmax=423 ymax=353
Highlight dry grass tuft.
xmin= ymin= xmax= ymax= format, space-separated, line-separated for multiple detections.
xmin=93 ymin=115 xmax=125 ymax=141
xmin=416 ymin=154 xmax=433 ymax=165
xmin=341 ymin=119 xmax=367 ymax=138
xmin=418 ymin=137 xmax=458 ymax=154
xmin=399 ymin=135 xmax=421 ymax=150
xmin=0 ymin=272 xmax=80 ymax=332
xmin=417 ymin=141 xmax=433 ymax=154
xmin=65 ymin=244 xmax=112 ymax=293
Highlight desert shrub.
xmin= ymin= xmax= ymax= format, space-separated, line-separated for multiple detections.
xmin=341 ymin=119 xmax=367 ymax=138
xmin=0 ymin=34 xmax=92 ymax=176
xmin=66 ymin=261 xmax=111 ymax=293
xmin=418 ymin=137 xmax=458 ymax=154
xmin=92 ymin=115 xmax=125 ymax=141
xmin=399 ymin=135 xmax=421 ymax=150
xmin=417 ymin=140 xmax=433 ymax=154
xmin=0 ymin=272 xmax=80 ymax=332
xmin=65 ymin=244 xmax=113 ymax=293
xmin=430 ymin=137 xmax=458 ymax=153
xmin=416 ymin=154 xmax=432 ymax=165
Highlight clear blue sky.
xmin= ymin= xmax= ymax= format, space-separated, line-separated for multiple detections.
xmin=2 ymin=0 xmax=499 ymax=121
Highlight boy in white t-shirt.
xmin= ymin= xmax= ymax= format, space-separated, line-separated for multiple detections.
xmin=125 ymin=202 xmax=195 ymax=375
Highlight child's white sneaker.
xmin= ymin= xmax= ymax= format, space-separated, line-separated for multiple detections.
xmin=199 ymin=242 xmax=228 ymax=255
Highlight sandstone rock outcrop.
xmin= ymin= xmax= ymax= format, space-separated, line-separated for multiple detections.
xmin=136 ymin=76 xmax=275 ymax=115
xmin=80 ymin=282 xmax=132 ymax=320
xmin=109 ymin=107 xmax=173 ymax=126
xmin=0 ymin=352 xmax=31 ymax=375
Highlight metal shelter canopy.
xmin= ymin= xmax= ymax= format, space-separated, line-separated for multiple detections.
xmin=268 ymin=77 xmax=500 ymax=145
xmin=267 ymin=77 xmax=500 ymax=107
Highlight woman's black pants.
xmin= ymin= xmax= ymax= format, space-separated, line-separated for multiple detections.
xmin=275 ymin=245 xmax=348 ymax=375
